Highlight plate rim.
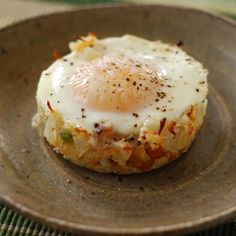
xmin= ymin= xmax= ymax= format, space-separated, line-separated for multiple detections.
xmin=0 ymin=3 xmax=236 ymax=235
xmin=1 ymin=2 xmax=236 ymax=34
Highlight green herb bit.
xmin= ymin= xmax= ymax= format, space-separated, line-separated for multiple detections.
xmin=60 ymin=132 xmax=73 ymax=144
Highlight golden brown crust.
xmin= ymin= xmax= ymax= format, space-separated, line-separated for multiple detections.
xmin=33 ymin=101 xmax=207 ymax=174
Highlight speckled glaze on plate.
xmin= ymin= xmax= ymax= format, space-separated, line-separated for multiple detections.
xmin=0 ymin=4 xmax=236 ymax=235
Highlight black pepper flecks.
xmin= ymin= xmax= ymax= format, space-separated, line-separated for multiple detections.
xmin=94 ymin=122 xmax=99 ymax=128
xmin=176 ymin=40 xmax=184 ymax=47
xmin=132 ymin=113 xmax=139 ymax=118
xmin=161 ymin=93 xmax=166 ymax=99
xmin=157 ymin=91 xmax=167 ymax=99
xmin=126 ymin=136 xmax=135 ymax=141
xmin=82 ymin=115 xmax=86 ymax=118
xmin=196 ymin=88 xmax=200 ymax=92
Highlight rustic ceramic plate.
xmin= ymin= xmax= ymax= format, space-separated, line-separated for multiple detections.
xmin=0 ymin=4 xmax=236 ymax=236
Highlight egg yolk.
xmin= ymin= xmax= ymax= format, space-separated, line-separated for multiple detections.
xmin=70 ymin=55 xmax=160 ymax=112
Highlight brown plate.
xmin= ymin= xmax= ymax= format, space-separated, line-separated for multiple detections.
xmin=0 ymin=4 xmax=236 ymax=235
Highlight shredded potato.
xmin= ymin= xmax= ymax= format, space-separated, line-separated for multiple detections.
xmin=33 ymin=101 xmax=207 ymax=174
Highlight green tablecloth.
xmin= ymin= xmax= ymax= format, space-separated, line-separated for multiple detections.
xmin=0 ymin=1 xmax=236 ymax=235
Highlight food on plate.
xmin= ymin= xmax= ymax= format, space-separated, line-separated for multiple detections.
xmin=32 ymin=34 xmax=208 ymax=174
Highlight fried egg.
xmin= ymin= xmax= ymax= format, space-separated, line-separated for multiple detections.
xmin=33 ymin=34 xmax=208 ymax=174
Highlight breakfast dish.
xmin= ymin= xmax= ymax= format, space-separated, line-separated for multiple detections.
xmin=33 ymin=34 xmax=208 ymax=174
xmin=2 ymin=5 xmax=236 ymax=235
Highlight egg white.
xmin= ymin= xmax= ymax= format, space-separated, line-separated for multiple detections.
xmin=36 ymin=35 xmax=208 ymax=135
